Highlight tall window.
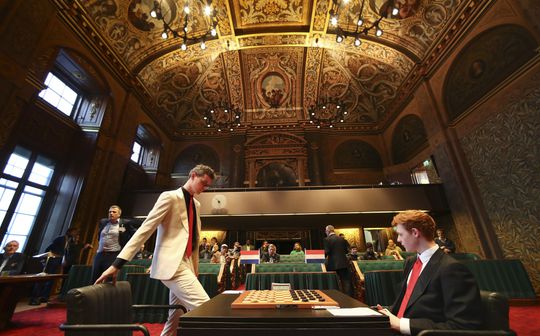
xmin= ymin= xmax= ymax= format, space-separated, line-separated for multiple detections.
xmin=131 ymin=141 xmax=142 ymax=163
xmin=38 ymin=72 xmax=79 ymax=116
xmin=0 ymin=147 xmax=56 ymax=250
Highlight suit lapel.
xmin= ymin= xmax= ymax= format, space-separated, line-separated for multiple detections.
xmin=406 ymin=249 xmax=444 ymax=309
xmin=176 ymin=189 xmax=189 ymax=230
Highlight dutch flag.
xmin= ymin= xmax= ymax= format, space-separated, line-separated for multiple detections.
xmin=240 ymin=250 xmax=260 ymax=264
xmin=305 ymin=249 xmax=326 ymax=263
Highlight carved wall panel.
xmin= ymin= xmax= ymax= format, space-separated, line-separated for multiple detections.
xmin=244 ymin=132 xmax=308 ymax=187
xmin=241 ymin=47 xmax=304 ymax=123
xmin=321 ymin=49 xmax=404 ymax=123
xmin=333 ymin=140 xmax=383 ymax=169
xmin=445 ymin=24 xmax=537 ymax=122
xmin=391 ymin=114 xmax=428 ymax=164
xmin=232 ymin=0 xmax=310 ymax=27
xmin=173 ymin=144 xmax=220 ymax=175
xmin=460 ymin=85 xmax=540 ymax=294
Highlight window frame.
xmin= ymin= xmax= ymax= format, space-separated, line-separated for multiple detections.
xmin=38 ymin=71 xmax=83 ymax=118
xmin=0 ymin=147 xmax=57 ymax=251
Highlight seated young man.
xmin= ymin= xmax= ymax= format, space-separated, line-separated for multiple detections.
xmin=377 ymin=210 xmax=482 ymax=336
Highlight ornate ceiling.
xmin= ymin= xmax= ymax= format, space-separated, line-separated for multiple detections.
xmin=76 ymin=0 xmax=468 ymax=137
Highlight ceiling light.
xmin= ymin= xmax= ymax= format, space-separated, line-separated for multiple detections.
xmin=329 ymin=0 xmax=388 ymax=41
xmin=204 ymin=102 xmax=243 ymax=133
xmin=151 ymin=1 xmax=221 ymax=50
xmin=308 ymin=98 xmax=348 ymax=128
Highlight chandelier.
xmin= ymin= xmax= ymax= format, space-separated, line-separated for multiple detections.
xmin=150 ymin=0 xmax=219 ymax=51
xmin=308 ymin=99 xmax=349 ymax=128
xmin=329 ymin=0 xmax=399 ymax=46
xmin=203 ymin=102 xmax=242 ymax=132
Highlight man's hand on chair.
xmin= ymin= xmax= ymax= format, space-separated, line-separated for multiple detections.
xmin=95 ymin=265 xmax=119 ymax=285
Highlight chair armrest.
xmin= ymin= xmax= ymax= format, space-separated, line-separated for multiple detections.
xmin=133 ymin=304 xmax=187 ymax=313
xmin=60 ymin=323 xmax=150 ymax=336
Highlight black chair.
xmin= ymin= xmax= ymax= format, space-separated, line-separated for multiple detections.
xmin=417 ymin=291 xmax=516 ymax=336
xmin=60 ymin=281 xmax=186 ymax=336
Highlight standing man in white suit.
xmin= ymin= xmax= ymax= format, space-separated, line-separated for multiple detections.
xmin=95 ymin=164 xmax=215 ymax=336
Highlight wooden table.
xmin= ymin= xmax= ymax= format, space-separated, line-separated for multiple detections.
xmin=179 ymin=289 xmax=392 ymax=336
xmin=0 ymin=274 xmax=64 ymax=329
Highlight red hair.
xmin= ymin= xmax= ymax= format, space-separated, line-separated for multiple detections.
xmin=391 ymin=210 xmax=436 ymax=240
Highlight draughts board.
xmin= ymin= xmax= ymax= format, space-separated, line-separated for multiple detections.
xmin=231 ymin=289 xmax=339 ymax=309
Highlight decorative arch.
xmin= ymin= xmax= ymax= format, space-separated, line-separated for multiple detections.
xmin=244 ymin=132 xmax=308 ymax=187
xmin=391 ymin=114 xmax=428 ymax=164
xmin=256 ymin=161 xmax=297 ymax=187
xmin=333 ymin=140 xmax=383 ymax=169
xmin=173 ymin=144 xmax=220 ymax=175
xmin=444 ymin=24 xmax=537 ymax=121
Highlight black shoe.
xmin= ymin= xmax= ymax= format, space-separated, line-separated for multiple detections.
xmin=39 ymin=297 xmax=48 ymax=303
xmin=28 ymin=298 xmax=41 ymax=306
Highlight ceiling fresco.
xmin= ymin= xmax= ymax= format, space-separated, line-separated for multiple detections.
xmin=78 ymin=0 xmax=466 ymax=136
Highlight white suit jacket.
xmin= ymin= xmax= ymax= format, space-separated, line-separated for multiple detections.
xmin=117 ymin=188 xmax=201 ymax=280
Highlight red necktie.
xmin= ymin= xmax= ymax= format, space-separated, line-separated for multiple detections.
xmin=185 ymin=196 xmax=194 ymax=258
xmin=397 ymin=257 xmax=423 ymax=318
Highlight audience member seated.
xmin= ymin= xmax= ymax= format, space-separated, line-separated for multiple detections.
xmin=212 ymin=244 xmax=232 ymax=264
xmin=210 ymin=237 xmax=219 ymax=251
xmin=385 ymin=239 xmax=404 ymax=260
xmin=134 ymin=244 xmax=152 ymax=259
xmin=290 ymin=242 xmax=305 ymax=256
xmin=347 ymin=246 xmax=359 ymax=261
xmin=259 ymin=240 xmax=269 ymax=257
xmin=231 ymin=242 xmax=242 ymax=258
xmin=210 ymin=244 xmax=221 ymax=263
xmin=435 ymin=229 xmax=456 ymax=254
xmin=199 ymin=237 xmax=207 ymax=254
xmin=261 ymin=244 xmax=280 ymax=263
xmin=242 ymin=239 xmax=255 ymax=251
xmin=200 ymin=243 xmax=212 ymax=260
xmin=362 ymin=242 xmax=380 ymax=260
xmin=0 ymin=240 xmax=25 ymax=275
xmin=29 ymin=228 xmax=80 ymax=305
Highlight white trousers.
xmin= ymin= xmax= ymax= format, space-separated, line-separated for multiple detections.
xmin=160 ymin=256 xmax=210 ymax=336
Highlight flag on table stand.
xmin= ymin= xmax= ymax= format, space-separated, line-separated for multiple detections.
xmin=240 ymin=250 xmax=260 ymax=264
xmin=305 ymin=250 xmax=325 ymax=263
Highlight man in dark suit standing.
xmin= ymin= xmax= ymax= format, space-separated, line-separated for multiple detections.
xmin=91 ymin=205 xmax=136 ymax=282
xmin=324 ymin=225 xmax=353 ymax=296
xmin=377 ymin=210 xmax=482 ymax=335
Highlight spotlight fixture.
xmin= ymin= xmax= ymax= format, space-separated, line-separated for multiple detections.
xmin=204 ymin=102 xmax=242 ymax=132
xmin=150 ymin=0 xmax=220 ymax=51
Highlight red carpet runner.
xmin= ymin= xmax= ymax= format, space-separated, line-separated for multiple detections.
xmin=0 ymin=305 xmax=538 ymax=336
